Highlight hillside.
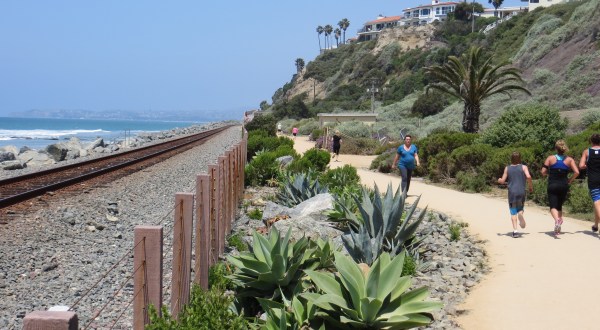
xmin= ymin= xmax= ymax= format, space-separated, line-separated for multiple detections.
xmin=266 ymin=0 xmax=600 ymax=137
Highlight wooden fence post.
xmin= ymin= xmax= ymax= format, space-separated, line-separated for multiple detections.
xmin=208 ymin=165 xmax=220 ymax=265
xmin=133 ymin=226 xmax=163 ymax=330
xmin=218 ymin=155 xmax=227 ymax=254
xmin=171 ymin=193 xmax=193 ymax=318
xmin=194 ymin=174 xmax=211 ymax=289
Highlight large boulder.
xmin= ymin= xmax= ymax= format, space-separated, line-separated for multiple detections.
xmin=0 ymin=151 xmax=16 ymax=162
xmin=45 ymin=143 xmax=69 ymax=161
xmin=265 ymin=193 xmax=343 ymax=241
xmin=1 ymin=145 xmax=19 ymax=157
xmin=18 ymin=150 xmax=55 ymax=167
xmin=1 ymin=160 xmax=26 ymax=170
xmin=86 ymin=138 xmax=105 ymax=151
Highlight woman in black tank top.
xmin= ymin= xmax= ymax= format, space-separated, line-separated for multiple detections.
xmin=579 ymin=133 xmax=600 ymax=232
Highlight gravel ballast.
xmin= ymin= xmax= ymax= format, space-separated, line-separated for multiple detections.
xmin=0 ymin=125 xmax=243 ymax=329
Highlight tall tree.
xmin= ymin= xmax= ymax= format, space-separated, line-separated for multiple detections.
xmin=324 ymin=24 xmax=333 ymax=50
xmin=334 ymin=28 xmax=341 ymax=47
xmin=425 ymin=46 xmax=531 ymax=133
xmin=452 ymin=2 xmax=484 ymax=21
xmin=338 ymin=18 xmax=350 ymax=44
xmin=295 ymin=58 xmax=305 ymax=73
xmin=488 ymin=0 xmax=504 ymax=17
xmin=316 ymin=25 xmax=324 ymax=51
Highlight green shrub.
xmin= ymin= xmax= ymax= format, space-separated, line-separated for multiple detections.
xmin=310 ymin=128 xmax=324 ymax=141
xmin=287 ymin=148 xmax=330 ymax=173
xmin=340 ymin=137 xmax=380 ymax=155
xmin=567 ymin=181 xmax=593 ymax=213
xmin=478 ymin=103 xmax=567 ymax=150
xmin=209 ymin=262 xmax=234 ymax=290
xmin=319 ymin=165 xmax=361 ymax=194
xmin=245 ymin=113 xmax=277 ymax=135
xmin=427 ymin=151 xmax=453 ymax=183
xmin=245 ymin=152 xmax=279 ymax=186
xmin=479 ymin=146 xmax=541 ymax=184
xmin=419 ymin=131 xmax=478 ymax=166
xmin=577 ymin=109 xmax=600 ymax=130
xmin=247 ymin=131 xmax=294 ymax=161
xmin=337 ymin=121 xmax=373 ymax=138
xmin=411 ymin=92 xmax=449 ymax=117
xmin=401 ymin=253 xmax=417 ymax=276
xmin=373 ymin=141 xmax=401 ymax=155
xmin=449 ymin=223 xmax=462 ymax=241
xmin=530 ymin=178 xmax=549 ymax=206
xmin=450 ymin=144 xmax=493 ymax=174
xmin=147 ymin=286 xmax=249 ymax=330
xmin=227 ymin=233 xmax=247 ymax=252
xmin=247 ymin=208 xmax=263 ymax=220
xmin=370 ymin=150 xmax=395 ymax=173
xmin=456 ymin=171 xmax=490 ymax=193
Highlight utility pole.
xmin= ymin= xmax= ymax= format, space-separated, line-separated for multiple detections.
xmin=471 ymin=0 xmax=475 ymax=33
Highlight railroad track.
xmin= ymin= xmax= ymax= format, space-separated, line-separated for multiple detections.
xmin=0 ymin=125 xmax=233 ymax=210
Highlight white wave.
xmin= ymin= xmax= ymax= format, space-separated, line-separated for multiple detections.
xmin=0 ymin=129 xmax=109 ymax=140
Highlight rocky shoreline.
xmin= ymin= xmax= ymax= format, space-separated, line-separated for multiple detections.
xmin=0 ymin=120 xmax=238 ymax=178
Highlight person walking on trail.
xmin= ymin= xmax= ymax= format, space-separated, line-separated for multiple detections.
xmin=393 ymin=134 xmax=420 ymax=193
xmin=541 ymin=140 xmax=579 ymax=235
xmin=277 ymin=123 xmax=282 ymax=134
xmin=292 ymin=127 xmax=298 ymax=140
xmin=497 ymin=151 xmax=534 ymax=238
xmin=332 ymin=130 xmax=342 ymax=162
xmin=579 ymin=133 xmax=600 ymax=233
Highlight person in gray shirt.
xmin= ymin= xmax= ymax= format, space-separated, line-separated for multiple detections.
xmin=498 ymin=151 xmax=534 ymax=238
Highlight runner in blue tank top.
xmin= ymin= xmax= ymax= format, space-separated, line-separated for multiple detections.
xmin=579 ymin=133 xmax=600 ymax=233
xmin=542 ymin=140 xmax=579 ymax=235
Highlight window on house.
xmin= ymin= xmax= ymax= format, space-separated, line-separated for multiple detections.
xmin=421 ymin=9 xmax=430 ymax=16
xmin=530 ymin=0 xmax=539 ymax=2
xmin=436 ymin=7 xmax=441 ymax=15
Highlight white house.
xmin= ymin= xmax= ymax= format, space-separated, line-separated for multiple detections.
xmin=523 ymin=0 xmax=571 ymax=11
xmin=357 ymin=15 xmax=403 ymax=41
xmin=402 ymin=0 xmax=459 ymax=25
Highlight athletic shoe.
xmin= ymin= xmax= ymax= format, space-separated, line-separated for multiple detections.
xmin=557 ymin=219 xmax=563 ymax=233
xmin=512 ymin=231 xmax=518 ymax=238
xmin=592 ymin=225 xmax=598 ymax=232
xmin=554 ymin=224 xmax=559 ymax=235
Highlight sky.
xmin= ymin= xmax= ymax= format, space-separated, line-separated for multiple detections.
xmin=0 ymin=0 xmax=524 ymax=119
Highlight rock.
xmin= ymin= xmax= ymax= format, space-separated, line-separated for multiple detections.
xmin=0 ymin=151 xmax=16 ymax=162
xmin=289 ymin=193 xmax=334 ymax=218
xmin=86 ymin=226 xmax=96 ymax=232
xmin=275 ymin=155 xmax=294 ymax=167
xmin=45 ymin=143 xmax=69 ymax=161
xmin=86 ymin=138 xmax=105 ymax=150
xmin=42 ymin=263 xmax=59 ymax=272
xmin=18 ymin=150 xmax=54 ymax=167
xmin=106 ymin=214 xmax=119 ymax=222
xmin=1 ymin=160 xmax=26 ymax=170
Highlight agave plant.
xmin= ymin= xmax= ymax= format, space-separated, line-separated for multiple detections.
xmin=257 ymin=295 xmax=323 ymax=330
xmin=342 ymin=183 xmax=427 ymax=265
xmin=277 ymin=171 xmax=329 ymax=207
xmin=303 ymin=252 xmax=442 ymax=328
xmin=227 ymin=227 xmax=320 ymax=303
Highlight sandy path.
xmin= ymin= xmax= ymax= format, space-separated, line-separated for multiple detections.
xmin=292 ymin=135 xmax=600 ymax=330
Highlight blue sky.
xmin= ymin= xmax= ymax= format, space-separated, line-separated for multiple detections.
xmin=0 ymin=0 xmax=524 ymax=119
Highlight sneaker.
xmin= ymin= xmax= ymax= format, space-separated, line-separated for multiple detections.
xmin=554 ymin=224 xmax=560 ymax=235
xmin=592 ymin=225 xmax=598 ymax=232
xmin=557 ymin=219 xmax=563 ymax=233
xmin=512 ymin=231 xmax=518 ymax=238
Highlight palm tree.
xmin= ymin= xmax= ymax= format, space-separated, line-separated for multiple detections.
xmin=338 ymin=18 xmax=350 ymax=44
xmin=295 ymin=58 xmax=305 ymax=73
xmin=489 ymin=0 xmax=504 ymax=18
xmin=334 ymin=28 xmax=341 ymax=47
xmin=316 ymin=25 xmax=324 ymax=51
xmin=425 ymin=46 xmax=531 ymax=133
xmin=324 ymin=24 xmax=333 ymax=50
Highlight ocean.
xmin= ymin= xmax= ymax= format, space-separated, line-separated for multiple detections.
xmin=0 ymin=117 xmax=202 ymax=150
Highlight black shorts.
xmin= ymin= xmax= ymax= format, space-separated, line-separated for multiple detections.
xmin=333 ymin=144 xmax=340 ymax=154
xmin=547 ymin=183 xmax=569 ymax=211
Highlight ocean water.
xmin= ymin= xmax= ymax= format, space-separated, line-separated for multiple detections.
xmin=0 ymin=117 xmax=201 ymax=150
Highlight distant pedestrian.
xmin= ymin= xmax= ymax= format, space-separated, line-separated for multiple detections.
xmin=332 ymin=130 xmax=342 ymax=162
xmin=292 ymin=127 xmax=298 ymax=140
xmin=277 ymin=123 xmax=282 ymax=134
xmin=393 ymin=134 xmax=420 ymax=193
xmin=541 ymin=140 xmax=579 ymax=235
xmin=579 ymin=133 xmax=600 ymax=233
xmin=498 ymin=151 xmax=533 ymax=238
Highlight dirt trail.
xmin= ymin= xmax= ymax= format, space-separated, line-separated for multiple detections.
xmin=292 ymin=135 xmax=600 ymax=330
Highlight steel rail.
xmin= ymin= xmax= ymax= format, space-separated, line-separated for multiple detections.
xmin=0 ymin=125 xmax=233 ymax=209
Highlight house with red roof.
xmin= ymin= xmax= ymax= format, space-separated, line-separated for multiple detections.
xmin=357 ymin=15 xmax=403 ymax=41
